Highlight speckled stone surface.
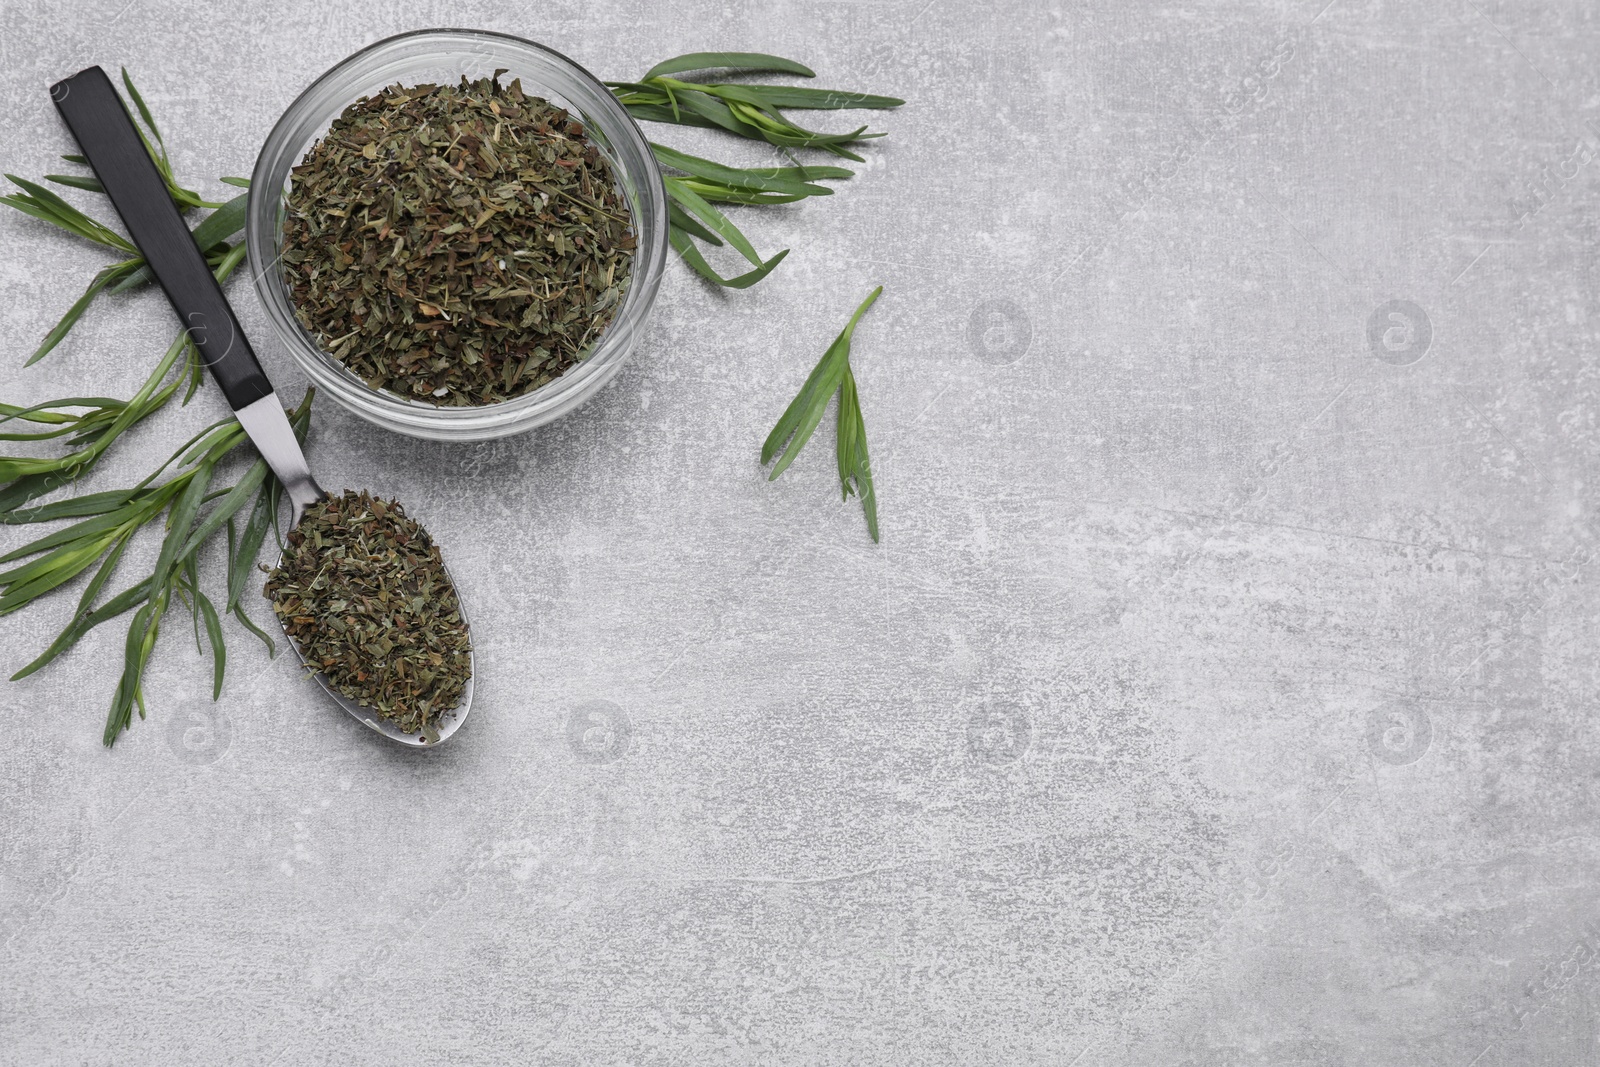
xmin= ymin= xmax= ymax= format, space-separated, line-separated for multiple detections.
xmin=2 ymin=0 xmax=1599 ymax=1063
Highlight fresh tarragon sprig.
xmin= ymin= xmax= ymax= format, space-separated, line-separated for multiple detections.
xmin=609 ymin=52 xmax=902 ymax=288
xmin=609 ymin=51 xmax=900 ymax=159
xmin=762 ymin=287 xmax=882 ymax=541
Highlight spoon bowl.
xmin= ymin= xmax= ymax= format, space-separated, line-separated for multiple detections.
xmin=272 ymin=507 xmax=475 ymax=747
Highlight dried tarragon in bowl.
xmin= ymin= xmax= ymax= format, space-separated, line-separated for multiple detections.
xmin=264 ymin=490 xmax=472 ymax=736
xmin=281 ymin=73 xmax=635 ymax=406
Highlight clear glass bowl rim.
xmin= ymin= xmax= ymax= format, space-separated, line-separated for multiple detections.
xmin=245 ymin=27 xmax=668 ymax=440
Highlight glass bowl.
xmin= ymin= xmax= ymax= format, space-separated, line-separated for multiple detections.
xmin=246 ymin=28 xmax=668 ymax=441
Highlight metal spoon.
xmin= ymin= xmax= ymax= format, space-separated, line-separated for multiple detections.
xmin=50 ymin=65 xmax=472 ymax=747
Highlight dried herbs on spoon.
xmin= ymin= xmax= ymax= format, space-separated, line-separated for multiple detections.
xmin=281 ymin=73 xmax=635 ymax=406
xmin=264 ymin=490 xmax=471 ymax=737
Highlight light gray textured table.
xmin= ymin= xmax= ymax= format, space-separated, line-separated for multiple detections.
xmin=2 ymin=0 xmax=1597 ymax=1063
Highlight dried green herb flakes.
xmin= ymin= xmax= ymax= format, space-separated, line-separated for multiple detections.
xmin=265 ymin=490 xmax=471 ymax=736
xmin=283 ymin=74 xmax=635 ymax=406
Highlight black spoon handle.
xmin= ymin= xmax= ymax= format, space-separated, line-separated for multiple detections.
xmin=49 ymin=65 xmax=273 ymax=411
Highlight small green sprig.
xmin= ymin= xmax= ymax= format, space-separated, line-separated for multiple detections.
xmin=609 ymin=52 xmax=901 ymax=160
xmin=610 ymin=53 xmax=901 ymax=289
xmin=762 ymin=286 xmax=882 ymax=541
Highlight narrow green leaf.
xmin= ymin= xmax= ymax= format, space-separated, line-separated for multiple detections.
xmin=715 ymin=99 xmax=877 ymax=160
xmin=228 ymin=481 xmax=275 ymax=613
xmin=181 ymin=341 xmax=204 ymax=404
xmin=643 ymin=52 xmax=816 ymax=81
xmin=176 ymin=456 xmax=267 ymax=561
xmin=667 ymin=203 xmax=723 ymax=245
xmin=174 ymin=418 xmax=244 ymax=471
xmin=673 ymin=180 xmax=821 ymax=206
xmin=836 ymin=369 xmax=859 ymax=497
xmin=668 ymin=226 xmax=788 ymax=288
xmin=652 ymin=143 xmax=843 ymax=195
xmin=0 ymin=404 xmax=78 ymax=429
xmin=616 ymin=102 xmax=723 ymax=132
xmin=762 ymin=316 xmax=871 ymax=465
xmin=0 ymin=396 xmax=124 ymax=427
xmin=0 ymin=471 xmax=80 ymax=516
xmin=729 ymin=100 xmax=877 ymax=158
xmin=652 ymin=88 xmax=759 ymax=138
xmin=27 ymin=261 xmax=140 ymax=366
xmin=661 ymin=79 xmax=792 ymax=124
xmin=838 ymin=361 xmax=879 ymax=542
xmin=121 ymin=68 xmax=165 ymax=151
xmin=105 ymin=600 xmax=156 ymax=744
xmin=0 ymin=489 xmax=135 ymax=525
xmin=664 ymin=179 xmax=766 ymax=265
xmin=108 ymin=262 xmax=152 ymax=295
xmin=12 ymin=576 xmax=151 ymax=683
xmin=180 ymin=554 xmax=202 ymax=649
xmin=0 ymin=403 xmax=116 ymax=444
xmin=196 ymin=586 xmax=226 ymax=699
xmin=190 ymin=191 xmax=249 ymax=249
xmin=3 ymin=175 xmax=134 ymax=251
xmin=76 ymin=532 xmax=131 ymax=617
xmin=233 ymin=604 xmax=276 ymax=657
xmin=762 ymin=334 xmax=847 ymax=468
xmin=0 ymin=533 xmax=120 ymax=612
xmin=0 ymin=194 xmax=100 ymax=245
xmin=0 ymin=501 xmax=146 ymax=564
xmin=764 ymin=358 xmax=846 ymax=481
xmin=9 ymin=533 xmax=130 ymax=681
xmin=148 ymin=460 xmax=214 ymax=597
xmin=225 ymin=517 xmax=237 ymax=600
xmin=43 ymin=174 xmax=103 ymax=193
xmin=757 ymin=163 xmax=857 ymax=181
xmin=732 ymin=85 xmax=905 ymax=110
xmin=661 ymin=82 xmax=684 ymax=123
